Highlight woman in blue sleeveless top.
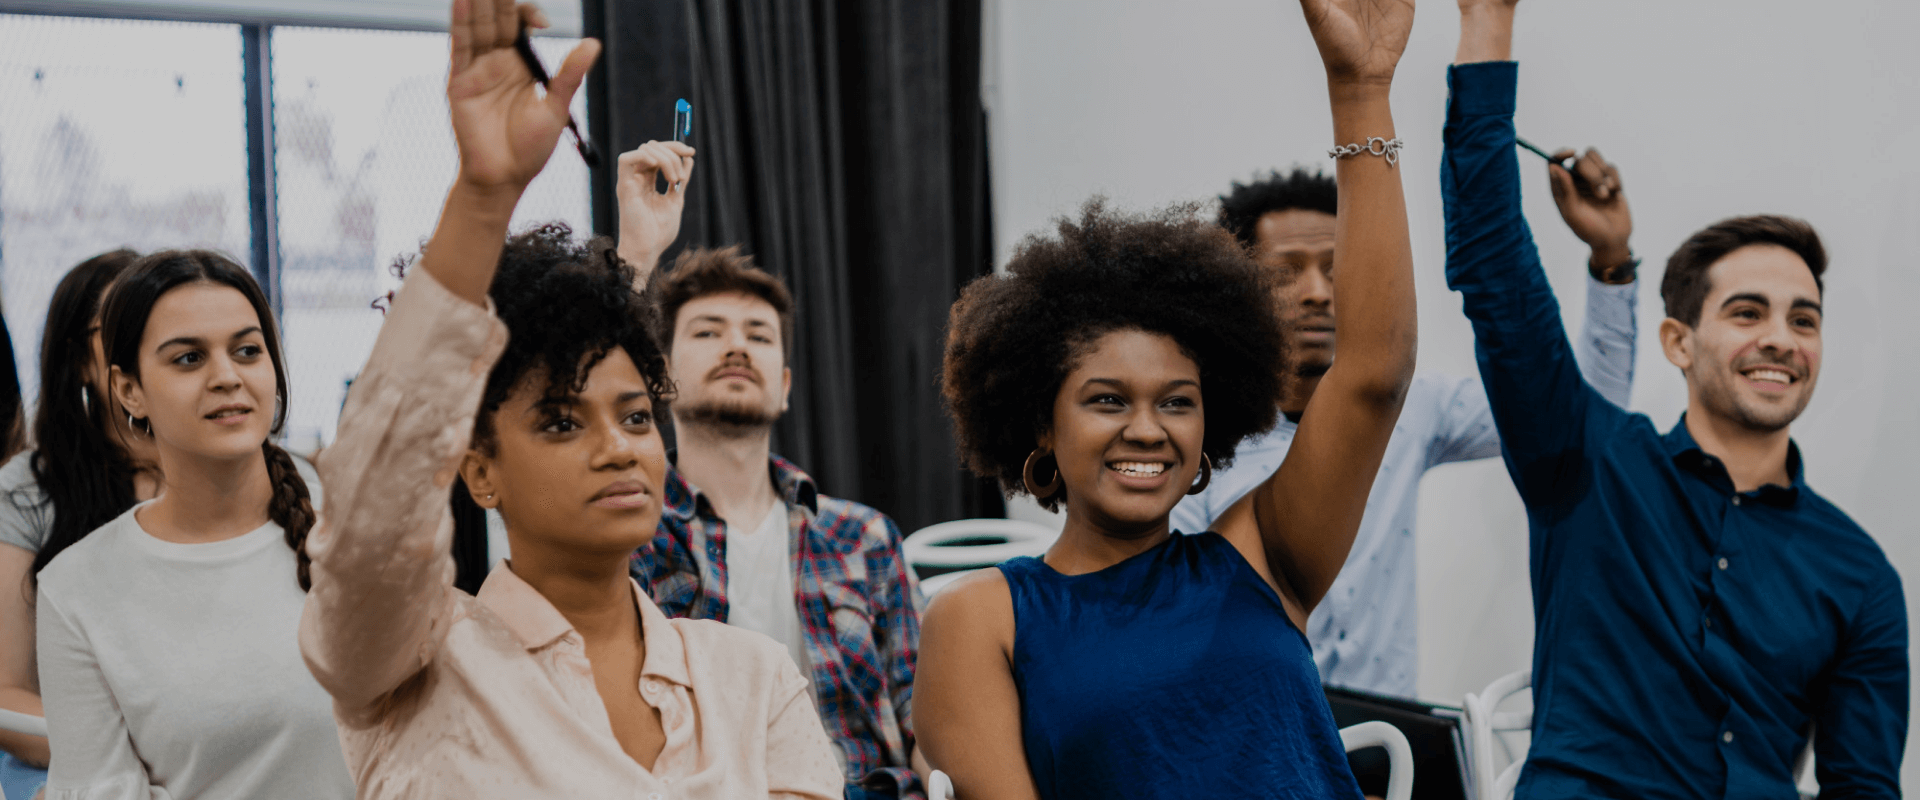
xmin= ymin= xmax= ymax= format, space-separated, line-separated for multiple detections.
xmin=915 ymin=2 xmax=1418 ymax=796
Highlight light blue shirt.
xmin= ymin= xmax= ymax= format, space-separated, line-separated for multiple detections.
xmin=1170 ymin=275 xmax=1638 ymax=698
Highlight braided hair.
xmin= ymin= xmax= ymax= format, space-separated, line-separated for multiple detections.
xmin=98 ymin=250 xmax=315 ymax=590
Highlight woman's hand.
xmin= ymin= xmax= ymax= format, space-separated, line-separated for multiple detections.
xmin=1299 ymin=0 xmax=1417 ymax=91
xmin=446 ymin=0 xmax=600 ymax=193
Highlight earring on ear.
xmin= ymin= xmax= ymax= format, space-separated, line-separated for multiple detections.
xmin=1187 ymin=454 xmax=1213 ymax=496
xmin=1023 ymin=449 xmax=1063 ymax=500
xmin=80 ymin=386 xmax=93 ymax=416
xmin=126 ymin=413 xmax=151 ymax=437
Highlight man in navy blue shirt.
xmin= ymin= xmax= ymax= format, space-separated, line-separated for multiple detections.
xmin=1443 ymin=1 xmax=1908 ymax=797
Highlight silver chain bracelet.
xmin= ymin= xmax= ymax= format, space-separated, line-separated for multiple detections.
xmin=1327 ymin=137 xmax=1404 ymax=166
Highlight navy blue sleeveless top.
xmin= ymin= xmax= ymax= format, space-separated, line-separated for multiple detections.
xmin=998 ymin=531 xmax=1363 ymax=800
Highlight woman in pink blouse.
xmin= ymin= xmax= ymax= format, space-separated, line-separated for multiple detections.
xmin=296 ymin=2 xmax=842 ymax=797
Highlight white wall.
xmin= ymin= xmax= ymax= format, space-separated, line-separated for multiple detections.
xmin=986 ymin=0 xmax=1920 ymax=784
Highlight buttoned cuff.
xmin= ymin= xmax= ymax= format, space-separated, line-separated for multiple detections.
xmin=1446 ymin=61 xmax=1518 ymax=122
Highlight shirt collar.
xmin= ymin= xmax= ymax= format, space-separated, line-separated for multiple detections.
xmin=1662 ymin=414 xmax=1805 ymax=506
xmin=662 ymin=451 xmax=821 ymax=522
xmin=474 ymin=561 xmax=694 ymax=688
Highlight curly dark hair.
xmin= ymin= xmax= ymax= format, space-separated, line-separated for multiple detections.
xmin=942 ymin=200 xmax=1288 ymax=510
xmin=392 ymin=223 xmax=674 ymax=453
xmin=1218 ymin=167 xmax=1338 ymax=248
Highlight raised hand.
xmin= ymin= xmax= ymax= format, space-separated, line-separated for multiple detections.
xmin=615 ymin=140 xmax=696 ymax=277
xmin=446 ymin=0 xmax=601 ymax=192
xmin=1299 ymin=0 xmax=1417 ymax=89
xmin=1547 ymin=147 xmax=1634 ymax=280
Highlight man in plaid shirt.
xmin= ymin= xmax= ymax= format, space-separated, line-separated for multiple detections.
xmin=615 ymin=141 xmax=928 ymax=799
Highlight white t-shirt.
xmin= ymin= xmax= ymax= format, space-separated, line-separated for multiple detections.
xmin=705 ymin=502 xmax=808 ymax=673
xmin=0 ymin=451 xmax=52 ymax=553
xmin=35 ymin=502 xmax=355 ymax=800
xmin=0 ymin=450 xmax=323 ymax=556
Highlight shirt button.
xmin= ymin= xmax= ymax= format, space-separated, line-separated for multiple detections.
xmin=1703 ymin=617 xmax=1713 ymax=628
xmin=1732 ymin=495 xmax=1743 ymax=506
xmin=643 ymin=680 xmax=660 ymax=694
xmin=1718 ymin=557 xmax=1729 ymax=570
xmin=1723 ymin=731 xmax=1735 ymax=743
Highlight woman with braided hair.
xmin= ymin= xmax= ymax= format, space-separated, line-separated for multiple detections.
xmin=34 ymin=250 xmax=353 ymax=799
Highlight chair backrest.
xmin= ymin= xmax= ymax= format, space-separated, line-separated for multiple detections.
xmin=1341 ymin=720 xmax=1415 ymax=800
xmin=923 ymin=721 xmax=1413 ymax=800
xmin=1461 ymin=669 xmax=1531 ymax=800
xmin=0 ymin=710 xmax=45 ymax=738
xmin=1461 ymin=671 xmax=1818 ymax=800
xmin=1325 ymin=685 xmax=1469 ymax=800
xmin=904 ymin=518 xmax=1057 ymax=578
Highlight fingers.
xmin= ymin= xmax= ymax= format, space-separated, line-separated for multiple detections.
xmin=1548 ymin=162 xmax=1574 ymax=203
xmin=449 ymin=0 xmax=474 ymax=74
xmin=620 ymin=141 xmax=698 ymax=191
xmin=493 ymin=0 xmax=520 ymax=49
xmin=1574 ymin=148 xmax=1617 ymax=200
xmin=517 ymin=2 xmax=551 ymax=31
xmin=544 ymin=37 xmax=601 ymax=120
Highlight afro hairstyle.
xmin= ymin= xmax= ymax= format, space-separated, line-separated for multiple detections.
xmin=1218 ymin=167 xmax=1337 ymax=248
xmin=941 ymin=199 xmax=1288 ymax=511
xmin=393 ymin=223 xmax=673 ymax=452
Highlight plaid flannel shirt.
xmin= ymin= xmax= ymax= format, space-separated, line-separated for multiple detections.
xmin=632 ymin=455 xmax=926 ymax=798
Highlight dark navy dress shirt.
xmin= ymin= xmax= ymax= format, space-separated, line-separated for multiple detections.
xmin=1441 ymin=61 xmax=1908 ymax=799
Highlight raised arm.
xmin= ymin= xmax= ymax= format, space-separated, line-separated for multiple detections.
xmin=1551 ymin=147 xmax=1640 ymax=408
xmin=299 ymin=0 xmax=598 ymax=714
xmin=615 ymin=140 xmax=696 ymax=284
xmin=1440 ymin=0 xmax=1623 ymax=511
xmin=1226 ymin=0 xmax=1417 ymax=618
xmin=1430 ymin=147 xmax=1640 ymax=463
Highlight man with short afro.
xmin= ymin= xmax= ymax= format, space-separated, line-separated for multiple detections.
xmin=1172 ymin=160 xmax=1642 ymax=701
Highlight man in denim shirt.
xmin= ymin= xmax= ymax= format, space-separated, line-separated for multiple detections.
xmin=1443 ymin=1 xmax=1908 ymax=797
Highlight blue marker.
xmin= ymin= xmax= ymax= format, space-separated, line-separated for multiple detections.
xmin=674 ymin=99 xmax=693 ymax=144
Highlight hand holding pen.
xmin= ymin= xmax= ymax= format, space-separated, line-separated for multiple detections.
xmin=1518 ymin=139 xmax=1634 ymax=282
xmin=513 ymin=12 xmax=600 ymax=167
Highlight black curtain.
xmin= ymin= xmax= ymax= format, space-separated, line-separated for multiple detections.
xmin=585 ymin=0 xmax=1002 ymax=532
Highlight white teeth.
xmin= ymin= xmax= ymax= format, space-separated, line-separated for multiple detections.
xmin=1745 ymin=368 xmax=1792 ymax=384
xmin=1109 ymin=461 xmax=1166 ymax=477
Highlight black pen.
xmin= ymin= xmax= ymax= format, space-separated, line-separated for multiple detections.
xmin=514 ymin=25 xmax=600 ymax=168
xmin=1515 ymin=136 xmax=1574 ymax=173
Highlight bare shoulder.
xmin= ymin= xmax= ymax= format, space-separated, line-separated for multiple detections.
xmin=922 ymin=568 xmax=1015 ymax=653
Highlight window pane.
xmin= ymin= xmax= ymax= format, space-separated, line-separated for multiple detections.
xmin=0 ymin=14 xmax=249 ymax=408
xmin=270 ymin=26 xmax=591 ymax=448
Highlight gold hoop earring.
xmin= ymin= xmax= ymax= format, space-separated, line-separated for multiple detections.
xmin=1186 ymin=454 xmax=1212 ymax=496
xmin=1022 ymin=449 xmax=1062 ymax=500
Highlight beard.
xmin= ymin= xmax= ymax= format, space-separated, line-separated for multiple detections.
xmin=1693 ymin=359 xmax=1812 ymax=434
xmin=678 ymin=393 xmax=780 ymax=432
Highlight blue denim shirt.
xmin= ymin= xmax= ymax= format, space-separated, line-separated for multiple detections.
xmin=1442 ymin=61 xmax=1907 ymax=799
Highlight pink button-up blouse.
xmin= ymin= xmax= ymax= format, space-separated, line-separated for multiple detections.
xmin=298 ymin=268 xmax=844 ymax=799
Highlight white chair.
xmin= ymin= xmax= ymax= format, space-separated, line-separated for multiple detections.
xmin=923 ymin=720 xmax=1413 ymax=799
xmin=1461 ymin=669 xmax=1531 ymax=800
xmin=918 ymin=568 xmax=979 ymax=598
xmin=1463 ymin=670 xmax=1816 ymax=800
xmin=904 ymin=519 xmax=1057 ymax=576
xmin=0 ymin=710 xmax=45 ymax=738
